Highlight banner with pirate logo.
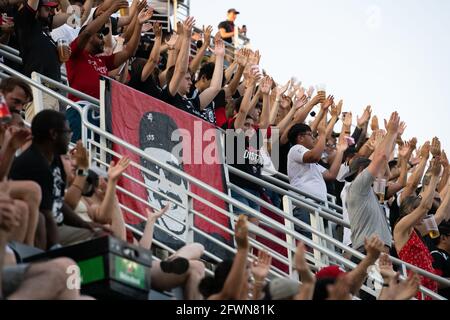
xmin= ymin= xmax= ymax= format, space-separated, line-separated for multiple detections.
xmin=103 ymin=78 xmax=233 ymax=255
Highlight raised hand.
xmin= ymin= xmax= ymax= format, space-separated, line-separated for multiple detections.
xmin=294 ymin=241 xmax=315 ymax=284
xmin=165 ymin=33 xmax=178 ymax=49
xmin=152 ymin=22 xmax=162 ymax=38
xmin=260 ymin=76 xmax=273 ymax=95
xmin=235 ymin=215 xmax=249 ymax=250
xmin=69 ymin=140 xmax=89 ymax=170
xmin=371 ymin=115 xmax=379 ymax=131
xmin=145 ymin=205 xmax=170 ymax=223
xmin=138 ymin=7 xmax=154 ymax=25
xmin=386 ymin=112 xmax=400 ymax=135
xmin=310 ymin=91 xmax=326 ymax=106
xmin=111 ymin=0 xmax=130 ymax=13
xmin=357 ymin=105 xmax=372 ymax=128
xmin=343 ymin=112 xmax=353 ymax=128
xmin=420 ymin=141 xmax=431 ymax=159
xmin=212 ymin=37 xmax=225 ymax=58
xmin=430 ymin=137 xmax=441 ymax=157
xmin=294 ymin=95 xmax=308 ymax=110
xmin=182 ymin=16 xmax=196 ymax=37
xmin=364 ymin=234 xmax=385 ymax=262
xmin=321 ymin=95 xmax=334 ymax=110
xmin=397 ymin=121 xmax=407 ymax=137
xmin=276 ymin=80 xmax=291 ymax=97
xmin=108 ymin=156 xmax=131 ymax=182
xmin=398 ymin=142 xmax=411 ymax=160
xmin=336 ymin=137 xmax=349 ymax=153
xmin=330 ymin=101 xmax=342 ymax=118
xmin=141 ymin=22 xmax=153 ymax=33
xmin=236 ymin=48 xmax=250 ymax=67
xmin=430 ymin=157 xmax=442 ymax=177
xmin=244 ymin=65 xmax=261 ymax=88
xmin=203 ymin=25 xmax=213 ymax=47
xmin=3 ymin=126 xmax=32 ymax=151
xmin=409 ymin=137 xmax=418 ymax=151
xmin=307 ymin=86 xmax=315 ymax=99
xmin=251 ymin=250 xmax=272 ymax=281
xmin=378 ymin=253 xmax=396 ymax=281
xmin=440 ymin=150 xmax=449 ymax=169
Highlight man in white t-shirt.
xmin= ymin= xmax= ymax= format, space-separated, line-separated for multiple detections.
xmin=287 ymin=123 xmax=348 ymax=238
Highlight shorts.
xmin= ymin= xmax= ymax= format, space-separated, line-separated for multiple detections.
xmin=1 ymin=264 xmax=30 ymax=298
xmin=230 ymin=188 xmax=261 ymax=218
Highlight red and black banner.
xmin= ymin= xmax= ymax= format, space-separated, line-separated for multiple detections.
xmin=103 ymin=78 xmax=233 ymax=255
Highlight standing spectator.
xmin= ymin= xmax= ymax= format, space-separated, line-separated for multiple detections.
xmin=287 ymin=99 xmax=348 ymax=239
xmin=65 ymin=0 xmax=151 ymax=142
xmin=0 ymin=77 xmax=33 ymax=114
xmin=431 ymin=222 xmax=450 ymax=299
xmin=14 ymin=0 xmax=71 ymax=119
xmin=345 ymin=112 xmax=402 ymax=254
xmin=9 ymin=110 xmax=98 ymax=249
xmin=218 ymin=8 xmax=239 ymax=45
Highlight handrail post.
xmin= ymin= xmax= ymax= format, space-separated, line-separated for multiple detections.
xmin=187 ymin=194 xmax=194 ymax=244
xmin=172 ymin=0 xmax=178 ymax=30
xmin=30 ymin=72 xmax=44 ymax=120
xmin=282 ymin=195 xmax=296 ymax=280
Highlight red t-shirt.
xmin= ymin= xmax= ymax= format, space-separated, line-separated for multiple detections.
xmin=66 ymin=37 xmax=116 ymax=101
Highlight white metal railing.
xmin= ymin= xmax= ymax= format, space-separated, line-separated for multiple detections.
xmin=1 ymin=47 xmax=448 ymax=299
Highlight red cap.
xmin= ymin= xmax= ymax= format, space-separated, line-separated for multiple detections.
xmin=40 ymin=0 xmax=59 ymax=7
xmin=316 ymin=265 xmax=345 ymax=280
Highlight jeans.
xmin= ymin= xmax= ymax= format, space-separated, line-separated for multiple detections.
xmin=230 ymin=188 xmax=261 ymax=218
xmin=293 ymin=207 xmax=312 ymax=240
xmin=264 ymin=188 xmax=281 ymax=209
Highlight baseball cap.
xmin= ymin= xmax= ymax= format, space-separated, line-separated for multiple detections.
xmin=228 ymin=8 xmax=240 ymax=14
xmin=315 ymin=265 xmax=345 ymax=280
xmin=39 ymin=0 xmax=59 ymax=7
xmin=344 ymin=156 xmax=372 ymax=182
xmin=268 ymin=278 xmax=299 ymax=300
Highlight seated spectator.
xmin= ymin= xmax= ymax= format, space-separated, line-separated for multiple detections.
xmin=9 ymin=110 xmax=101 ymax=249
xmin=431 ymin=222 xmax=450 ymax=299
xmin=0 ymin=77 xmax=33 ymax=114
xmin=218 ymin=8 xmax=239 ymax=45
xmin=65 ymin=0 xmax=150 ymax=142
xmin=394 ymin=144 xmax=450 ymax=300
xmin=61 ymin=146 xmax=128 ymax=240
xmin=0 ymin=180 xmax=91 ymax=300
xmin=135 ymin=206 xmax=206 ymax=300
xmin=287 ymin=100 xmax=348 ymax=238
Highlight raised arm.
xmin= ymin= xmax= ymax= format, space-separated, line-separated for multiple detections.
xmin=367 ymin=112 xmax=400 ymax=178
xmin=400 ymin=142 xmax=430 ymax=203
xmin=277 ymin=95 xmax=308 ymax=137
xmin=438 ymin=150 xmax=449 ymax=193
xmin=64 ymin=142 xmax=89 ymax=209
xmin=233 ymin=68 xmax=259 ymax=130
xmin=294 ymin=242 xmax=316 ymax=300
xmin=435 ymin=177 xmax=450 ymax=225
xmin=210 ymin=215 xmax=249 ymax=300
xmin=258 ymin=76 xmax=273 ymax=129
xmin=139 ymin=206 xmax=170 ymax=250
xmin=189 ymin=25 xmax=212 ymax=74
xmin=168 ymin=17 xmax=195 ymax=97
xmin=386 ymin=143 xmax=410 ymax=199
xmin=346 ymin=235 xmax=385 ymax=295
xmin=80 ymin=0 xmax=93 ymax=25
xmin=394 ymin=159 xmax=441 ymax=246
xmin=141 ymin=22 xmax=162 ymax=82
xmin=159 ymin=23 xmax=184 ymax=86
xmin=310 ymin=95 xmax=333 ymax=134
xmin=268 ymin=80 xmax=290 ymax=125
xmin=77 ymin=0 xmax=128 ymax=52
xmin=250 ymin=250 xmax=272 ymax=300
xmin=199 ymin=36 xmax=225 ymax=109
xmin=112 ymin=7 xmax=152 ymax=69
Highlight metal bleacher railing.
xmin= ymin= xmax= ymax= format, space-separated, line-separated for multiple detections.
xmin=0 ymin=12 xmax=448 ymax=300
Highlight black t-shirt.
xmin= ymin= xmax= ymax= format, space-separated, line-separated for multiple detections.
xmin=278 ymin=143 xmax=291 ymax=175
xmin=14 ymin=4 xmax=61 ymax=81
xmin=188 ymin=88 xmax=216 ymax=124
xmin=9 ymin=144 xmax=66 ymax=225
xmin=160 ymin=86 xmax=204 ymax=119
xmin=225 ymin=118 xmax=267 ymax=191
xmin=128 ymin=69 xmax=162 ymax=100
xmin=431 ymin=248 xmax=450 ymax=299
xmin=218 ymin=20 xmax=235 ymax=43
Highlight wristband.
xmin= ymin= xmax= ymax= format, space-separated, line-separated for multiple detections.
xmin=382 ymin=283 xmax=389 ymax=287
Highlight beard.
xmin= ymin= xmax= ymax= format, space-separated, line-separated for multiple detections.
xmin=38 ymin=14 xmax=54 ymax=30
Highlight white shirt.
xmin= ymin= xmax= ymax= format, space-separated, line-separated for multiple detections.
xmin=287 ymin=144 xmax=328 ymax=202
xmin=260 ymin=147 xmax=277 ymax=176
xmin=51 ymin=23 xmax=80 ymax=44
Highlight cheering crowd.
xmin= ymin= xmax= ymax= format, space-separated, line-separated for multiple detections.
xmin=0 ymin=0 xmax=449 ymax=300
